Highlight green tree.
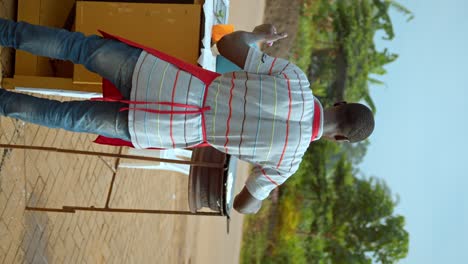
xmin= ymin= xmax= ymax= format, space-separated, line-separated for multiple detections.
xmin=325 ymin=157 xmax=409 ymax=263
xmin=339 ymin=140 xmax=371 ymax=167
xmin=308 ymin=0 xmax=412 ymax=110
xmin=271 ymin=153 xmax=409 ymax=263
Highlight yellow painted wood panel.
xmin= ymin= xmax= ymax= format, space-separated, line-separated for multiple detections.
xmin=3 ymin=76 xmax=101 ymax=92
xmin=74 ymin=2 xmax=201 ymax=84
xmin=15 ymin=0 xmax=41 ymax=76
xmin=35 ymin=0 xmax=76 ymax=77
xmin=15 ymin=0 xmax=75 ymax=77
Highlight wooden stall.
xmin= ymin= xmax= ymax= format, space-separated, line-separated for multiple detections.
xmin=2 ymin=0 xmax=203 ymax=94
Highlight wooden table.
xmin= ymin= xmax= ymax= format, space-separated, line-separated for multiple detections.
xmin=2 ymin=0 xmax=203 ymax=94
xmin=0 ymin=142 xmax=236 ymax=232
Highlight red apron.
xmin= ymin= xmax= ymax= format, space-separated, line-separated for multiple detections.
xmin=93 ymin=31 xmax=221 ymax=148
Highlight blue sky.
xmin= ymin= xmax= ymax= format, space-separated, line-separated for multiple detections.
xmin=359 ymin=0 xmax=468 ymax=263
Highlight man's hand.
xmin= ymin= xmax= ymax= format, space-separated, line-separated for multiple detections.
xmin=234 ymin=186 xmax=262 ymax=214
xmin=253 ymin=24 xmax=288 ymax=46
xmin=217 ymin=24 xmax=288 ymax=69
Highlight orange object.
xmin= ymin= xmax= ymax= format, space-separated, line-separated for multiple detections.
xmin=212 ymin=24 xmax=235 ymax=43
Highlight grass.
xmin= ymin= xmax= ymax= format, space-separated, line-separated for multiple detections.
xmin=240 ymin=199 xmax=272 ymax=264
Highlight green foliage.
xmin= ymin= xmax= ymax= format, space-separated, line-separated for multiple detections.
xmin=291 ymin=0 xmax=319 ymax=72
xmin=301 ymin=0 xmax=412 ymax=111
xmin=240 ymin=200 xmax=273 ymax=264
xmin=339 ymin=140 xmax=371 ymax=167
xmin=334 ymin=0 xmax=401 ymax=111
xmin=329 ymin=159 xmax=409 ymax=263
xmin=271 ymin=196 xmax=307 ymax=264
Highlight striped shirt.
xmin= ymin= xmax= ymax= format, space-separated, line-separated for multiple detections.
xmin=129 ymin=47 xmax=323 ymax=200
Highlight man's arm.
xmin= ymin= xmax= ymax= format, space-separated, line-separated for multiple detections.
xmin=216 ymin=24 xmax=287 ymax=69
xmin=234 ymin=165 xmax=295 ymax=214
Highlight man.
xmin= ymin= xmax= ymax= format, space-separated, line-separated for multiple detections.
xmin=0 ymin=19 xmax=374 ymax=214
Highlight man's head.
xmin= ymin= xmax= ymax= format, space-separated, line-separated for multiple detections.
xmin=322 ymin=102 xmax=375 ymax=143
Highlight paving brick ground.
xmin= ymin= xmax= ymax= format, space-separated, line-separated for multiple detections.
xmin=0 ymin=1 xmax=250 ymax=263
xmin=0 ymin=95 xmax=197 ymax=263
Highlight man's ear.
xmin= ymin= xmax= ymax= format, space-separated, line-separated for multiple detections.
xmin=334 ymin=135 xmax=350 ymax=142
xmin=334 ymin=101 xmax=347 ymax=107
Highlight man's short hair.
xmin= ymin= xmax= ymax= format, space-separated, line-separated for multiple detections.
xmin=339 ymin=103 xmax=375 ymax=143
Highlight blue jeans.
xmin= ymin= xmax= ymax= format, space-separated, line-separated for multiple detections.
xmin=0 ymin=18 xmax=142 ymax=141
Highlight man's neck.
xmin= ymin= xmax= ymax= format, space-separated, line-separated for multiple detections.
xmin=322 ymin=110 xmax=338 ymax=138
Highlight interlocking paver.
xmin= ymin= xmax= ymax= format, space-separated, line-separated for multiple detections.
xmin=0 ymin=90 xmax=198 ymax=262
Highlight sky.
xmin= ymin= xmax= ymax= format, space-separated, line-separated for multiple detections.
xmin=359 ymin=0 xmax=468 ymax=263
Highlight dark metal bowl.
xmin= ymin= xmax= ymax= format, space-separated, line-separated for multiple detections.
xmin=188 ymin=147 xmax=228 ymax=214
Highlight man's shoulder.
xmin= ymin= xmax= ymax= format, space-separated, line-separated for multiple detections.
xmin=285 ymin=62 xmax=308 ymax=76
xmin=283 ymin=63 xmax=311 ymax=89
